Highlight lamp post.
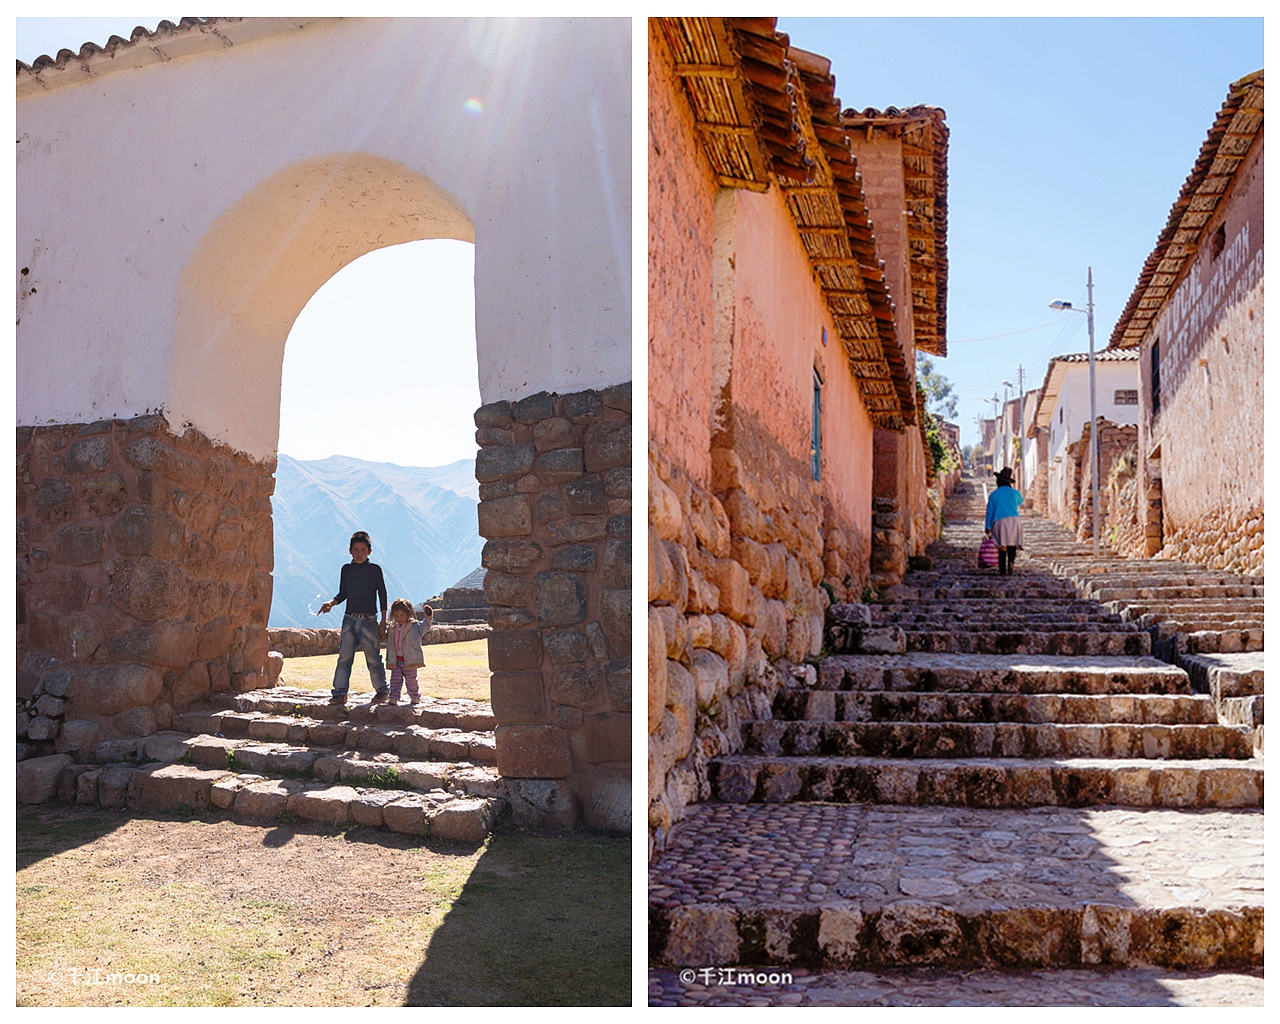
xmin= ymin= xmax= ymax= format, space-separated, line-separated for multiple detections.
xmin=1002 ymin=379 xmax=1016 ymax=487
xmin=1050 ymin=267 xmax=1099 ymax=558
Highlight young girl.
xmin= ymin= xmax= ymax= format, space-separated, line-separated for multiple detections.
xmin=386 ymin=598 xmax=434 ymax=704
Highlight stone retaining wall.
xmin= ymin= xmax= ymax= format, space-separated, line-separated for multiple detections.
xmin=475 ymin=384 xmax=632 ymax=831
xmin=266 ymin=624 xmax=492 ymax=659
xmin=18 ymin=414 xmax=277 ymax=753
xmin=1158 ymin=506 xmax=1264 ymax=577
xmin=649 ymin=436 xmax=847 ymax=861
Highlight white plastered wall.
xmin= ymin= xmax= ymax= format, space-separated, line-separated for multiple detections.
xmin=16 ymin=18 xmax=631 ymax=462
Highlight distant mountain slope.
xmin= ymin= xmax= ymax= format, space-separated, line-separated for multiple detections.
xmin=269 ymin=454 xmax=482 ymax=627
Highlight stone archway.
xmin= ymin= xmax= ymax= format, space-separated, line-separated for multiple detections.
xmin=17 ymin=18 xmax=631 ymax=830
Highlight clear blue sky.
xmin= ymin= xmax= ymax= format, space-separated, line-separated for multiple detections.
xmin=17 ymin=17 xmax=482 ymax=469
xmin=777 ymin=17 xmax=1263 ymax=446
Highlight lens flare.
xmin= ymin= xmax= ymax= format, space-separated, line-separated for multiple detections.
xmin=462 ymin=97 xmax=484 ymax=117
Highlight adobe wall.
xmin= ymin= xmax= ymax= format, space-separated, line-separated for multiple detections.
xmin=18 ymin=416 xmax=278 ymax=756
xmin=1139 ymin=135 xmax=1264 ymax=576
xmin=647 ymin=36 xmax=878 ymax=859
xmin=475 ymin=384 xmax=632 ymax=832
xmin=647 ymin=20 xmax=718 ymax=491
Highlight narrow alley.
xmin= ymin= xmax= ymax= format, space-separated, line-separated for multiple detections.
xmin=648 ymin=471 xmax=1262 ymax=1005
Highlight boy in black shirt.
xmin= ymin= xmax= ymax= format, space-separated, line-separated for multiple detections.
xmin=319 ymin=530 xmax=389 ymax=704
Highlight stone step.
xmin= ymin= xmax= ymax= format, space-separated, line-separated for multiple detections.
xmin=889 ymin=619 xmax=1134 ymax=633
xmin=773 ymin=689 xmax=1217 ymax=725
xmin=172 ymin=709 xmax=494 ymax=749
xmin=67 ymin=761 xmax=503 ymax=842
xmin=207 ymin=687 xmax=496 ymax=731
xmin=1088 ymin=586 xmax=1264 ymax=602
xmin=817 ymin=654 xmax=1191 ymax=695
xmin=1177 ymin=652 xmax=1264 ymax=699
xmin=740 ymin=720 xmax=1255 ymax=761
xmin=87 ymin=730 xmax=499 ymax=796
xmin=897 ymin=587 xmax=1082 ymax=601
xmin=175 ymin=730 xmax=498 ymax=775
xmin=904 ymin=631 xmax=1150 ymax=657
xmin=1115 ymin=601 xmax=1265 ymax=620
xmin=648 ymin=803 xmax=1263 ymax=969
xmin=1177 ymin=629 xmax=1264 ymax=655
xmin=880 ymin=599 xmax=1111 ymax=613
xmin=1139 ymin=618 xmax=1265 ymax=638
xmin=707 ymin=755 xmax=1263 ymax=809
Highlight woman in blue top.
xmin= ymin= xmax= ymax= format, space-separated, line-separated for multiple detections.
xmin=985 ymin=467 xmax=1024 ymax=575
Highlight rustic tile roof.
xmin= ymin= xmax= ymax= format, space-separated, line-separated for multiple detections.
xmin=16 ymin=18 xmax=326 ymax=98
xmin=655 ymin=16 xmax=942 ymax=430
xmin=843 ymin=106 xmax=950 ymax=359
xmin=1108 ymin=70 xmax=1263 ymax=350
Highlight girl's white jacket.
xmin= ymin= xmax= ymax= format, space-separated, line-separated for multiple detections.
xmin=386 ymin=618 xmax=432 ymax=668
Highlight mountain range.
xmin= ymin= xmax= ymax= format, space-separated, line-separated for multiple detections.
xmin=268 ymin=454 xmax=483 ymax=627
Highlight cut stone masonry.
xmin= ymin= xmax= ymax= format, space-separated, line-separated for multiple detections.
xmin=475 ymin=383 xmax=632 ymax=832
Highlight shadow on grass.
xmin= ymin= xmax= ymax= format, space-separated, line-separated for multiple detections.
xmin=16 ymin=805 xmax=135 ymax=871
xmin=405 ymin=829 xmax=631 ymax=1006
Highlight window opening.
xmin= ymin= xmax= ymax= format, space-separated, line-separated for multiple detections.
xmin=811 ymin=368 xmax=822 ymax=481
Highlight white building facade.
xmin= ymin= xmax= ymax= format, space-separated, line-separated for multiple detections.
xmin=1033 ymin=352 xmax=1140 ymax=522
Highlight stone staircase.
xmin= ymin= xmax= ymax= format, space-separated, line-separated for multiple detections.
xmin=17 ymin=685 xmax=554 ymax=842
xmin=649 ymin=474 xmax=1263 ymax=974
xmin=1041 ymin=552 xmax=1264 ymax=742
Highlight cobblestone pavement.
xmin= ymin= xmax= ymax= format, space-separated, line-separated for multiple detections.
xmin=648 ymin=965 xmax=1264 ymax=1006
xmin=649 ymin=803 xmax=1264 ymax=911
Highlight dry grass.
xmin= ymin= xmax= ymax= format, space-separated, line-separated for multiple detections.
xmin=278 ymin=640 xmax=491 ymax=703
xmin=16 ymin=807 xmax=629 ymax=1006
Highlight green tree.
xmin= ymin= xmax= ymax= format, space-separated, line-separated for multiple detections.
xmin=917 ymin=357 xmax=958 ymax=421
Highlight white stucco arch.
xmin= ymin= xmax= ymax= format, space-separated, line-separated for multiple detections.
xmin=172 ymin=153 xmax=475 ymax=460
xmin=17 ymin=17 xmax=631 ymax=461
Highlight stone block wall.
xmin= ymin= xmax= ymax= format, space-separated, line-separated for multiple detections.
xmin=265 ymin=623 xmax=491 ymax=659
xmin=474 ymin=384 xmax=632 ymax=831
xmin=17 ymin=415 xmax=276 ymax=755
xmin=1072 ymin=420 xmax=1138 ymax=544
xmin=649 ymin=436 xmax=844 ymax=860
xmin=1159 ymin=507 xmax=1264 ymax=577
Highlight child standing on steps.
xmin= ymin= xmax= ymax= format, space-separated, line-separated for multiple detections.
xmin=319 ymin=530 xmax=389 ymax=704
xmin=386 ymin=598 xmax=433 ymax=704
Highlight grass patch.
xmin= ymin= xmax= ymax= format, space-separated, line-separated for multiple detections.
xmin=406 ymin=832 xmax=630 ymax=1005
xmin=278 ymin=640 xmax=491 ymax=703
xmin=16 ymin=807 xmax=627 ymax=1006
xmin=368 ymin=766 xmax=402 ymax=790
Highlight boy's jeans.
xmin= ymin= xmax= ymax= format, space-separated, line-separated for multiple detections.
xmin=332 ymin=613 xmax=387 ymax=697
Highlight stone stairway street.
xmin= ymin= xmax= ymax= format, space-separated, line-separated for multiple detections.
xmin=21 ymin=686 xmax=529 ymax=843
xmin=649 ymin=474 xmax=1263 ymax=987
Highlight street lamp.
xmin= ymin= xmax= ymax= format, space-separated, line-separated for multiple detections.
xmin=1002 ymin=380 xmax=1015 ymax=486
xmin=1050 ymin=267 xmax=1099 ymax=557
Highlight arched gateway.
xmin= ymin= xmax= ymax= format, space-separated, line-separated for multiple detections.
xmin=16 ymin=18 xmax=631 ymax=831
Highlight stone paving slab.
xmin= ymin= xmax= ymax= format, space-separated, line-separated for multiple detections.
xmin=817 ymin=654 xmax=1191 ymax=695
xmin=709 ymin=755 xmax=1263 ymax=808
xmin=649 ymin=803 xmax=1263 ymax=911
xmin=649 ymin=804 xmax=1263 ymax=970
xmin=648 ymin=966 xmax=1264 ymax=1006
